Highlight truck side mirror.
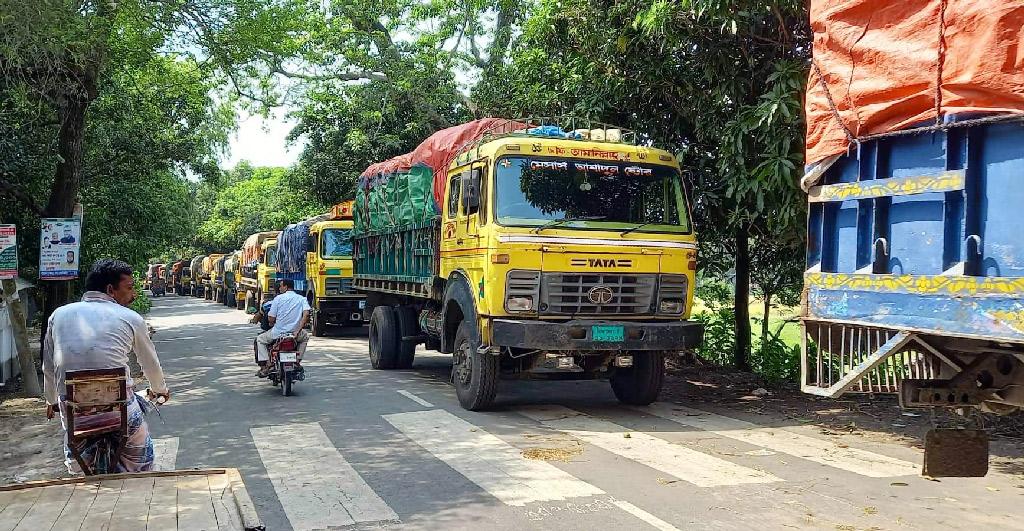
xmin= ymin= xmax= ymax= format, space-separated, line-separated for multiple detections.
xmin=462 ymin=169 xmax=481 ymax=212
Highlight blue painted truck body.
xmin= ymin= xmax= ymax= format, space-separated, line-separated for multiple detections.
xmin=804 ymin=118 xmax=1024 ymax=344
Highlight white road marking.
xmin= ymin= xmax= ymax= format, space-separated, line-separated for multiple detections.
xmin=396 ymin=390 xmax=434 ymax=408
xmin=639 ymin=403 xmax=920 ymax=478
xmin=383 ymin=409 xmax=604 ymax=506
xmin=151 ymin=437 xmax=179 ymax=471
xmin=613 ymin=500 xmax=681 ymax=531
xmin=251 ymin=422 xmax=399 ymax=530
xmin=322 ymin=353 xmax=341 ymax=362
xmin=516 ymin=405 xmax=780 ymax=488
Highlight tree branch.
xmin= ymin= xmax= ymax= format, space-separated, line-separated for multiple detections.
xmin=271 ymin=65 xmax=387 ymax=82
xmin=0 ymin=173 xmax=45 ymax=215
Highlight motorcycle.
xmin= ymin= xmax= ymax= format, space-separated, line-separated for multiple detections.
xmin=251 ymin=300 xmax=305 ymax=396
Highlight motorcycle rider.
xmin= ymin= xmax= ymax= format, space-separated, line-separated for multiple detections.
xmin=42 ymin=258 xmax=171 ymax=473
xmin=254 ymin=278 xmax=310 ymax=377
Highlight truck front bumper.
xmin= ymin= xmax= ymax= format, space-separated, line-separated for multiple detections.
xmin=491 ymin=319 xmax=704 ymax=351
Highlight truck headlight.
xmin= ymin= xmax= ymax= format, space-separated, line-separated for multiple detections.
xmin=506 ymin=296 xmax=534 ymax=311
xmin=659 ymin=299 xmax=684 ymax=314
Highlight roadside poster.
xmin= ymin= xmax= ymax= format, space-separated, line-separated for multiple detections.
xmin=39 ymin=218 xmax=81 ymax=280
xmin=0 ymin=225 xmax=16 ymax=279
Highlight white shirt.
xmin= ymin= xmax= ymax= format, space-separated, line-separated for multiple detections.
xmin=42 ymin=292 xmax=168 ymax=405
xmin=268 ymin=290 xmax=310 ymax=339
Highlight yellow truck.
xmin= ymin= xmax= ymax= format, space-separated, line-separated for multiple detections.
xmin=277 ymin=203 xmax=366 ymax=336
xmin=223 ymin=250 xmax=243 ymax=309
xmin=353 ymin=118 xmax=703 ymax=410
xmin=238 ymin=231 xmax=280 ymax=311
xmin=204 ymin=253 xmax=225 ymax=302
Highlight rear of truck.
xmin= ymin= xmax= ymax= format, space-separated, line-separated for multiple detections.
xmin=353 ymin=118 xmax=703 ymax=410
xmin=800 ymin=0 xmax=1024 ymax=475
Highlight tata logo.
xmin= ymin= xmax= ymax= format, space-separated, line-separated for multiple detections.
xmin=570 ymin=258 xmax=633 ymax=268
xmin=587 ymin=286 xmax=614 ymax=304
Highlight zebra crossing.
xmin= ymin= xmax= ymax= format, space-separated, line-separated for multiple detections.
xmin=152 ymin=391 xmax=919 ymax=531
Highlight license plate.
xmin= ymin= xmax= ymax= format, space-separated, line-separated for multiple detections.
xmin=278 ymin=352 xmax=298 ymax=362
xmin=358 ymin=300 xmax=366 ymax=309
xmin=592 ymin=325 xmax=624 ymax=342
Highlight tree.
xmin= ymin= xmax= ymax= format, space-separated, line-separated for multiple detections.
xmin=196 ymin=165 xmax=321 ymax=251
xmin=0 ymin=0 xmax=315 ymax=341
xmin=476 ymin=0 xmax=810 ymax=370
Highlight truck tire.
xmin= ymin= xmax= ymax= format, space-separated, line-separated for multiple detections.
xmin=228 ymin=290 xmax=237 ymax=309
xmin=369 ymin=306 xmax=399 ymax=369
xmin=394 ymin=305 xmax=418 ymax=369
xmin=610 ymin=351 xmax=666 ymax=405
xmin=311 ymin=308 xmax=327 ymax=337
xmin=452 ymin=321 xmax=498 ymax=411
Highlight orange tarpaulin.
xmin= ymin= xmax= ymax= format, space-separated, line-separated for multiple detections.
xmin=361 ymin=118 xmax=527 ymax=207
xmin=805 ymin=0 xmax=1024 ymax=166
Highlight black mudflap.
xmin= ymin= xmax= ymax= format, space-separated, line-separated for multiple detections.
xmin=923 ymin=429 xmax=989 ymax=477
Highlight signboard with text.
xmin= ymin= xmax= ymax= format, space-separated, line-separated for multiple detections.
xmin=39 ymin=218 xmax=81 ymax=280
xmin=0 ymin=225 xmax=16 ymax=279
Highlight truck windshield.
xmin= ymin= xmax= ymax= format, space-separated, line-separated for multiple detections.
xmin=321 ymin=229 xmax=353 ymax=258
xmin=494 ymin=157 xmax=690 ymax=232
xmin=264 ymin=246 xmax=277 ymax=267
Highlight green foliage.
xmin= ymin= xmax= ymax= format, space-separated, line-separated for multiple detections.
xmin=196 ymin=164 xmax=321 ymax=251
xmin=751 ymin=325 xmax=801 ymax=384
xmin=130 ymin=276 xmax=152 ymax=315
xmin=694 ymin=307 xmax=736 ymax=368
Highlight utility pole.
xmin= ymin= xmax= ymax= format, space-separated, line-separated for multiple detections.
xmin=1 ymin=279 xmax=42 ymax=397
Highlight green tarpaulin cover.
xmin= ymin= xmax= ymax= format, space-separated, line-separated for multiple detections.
xmin=354 ymin=164 xmax=437 ymax=235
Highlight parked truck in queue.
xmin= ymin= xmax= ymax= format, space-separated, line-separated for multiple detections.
xmin=237 ymin=231 xmax=280 ymax=311
xmin=352 ymin=118 xmax=704 ymax=410
xmin=304 ymin=202 xmax=366 ymax=335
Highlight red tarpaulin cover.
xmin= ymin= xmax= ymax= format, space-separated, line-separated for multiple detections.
xmin=361 ymin=118 xmax=527 ymax=207
xmin=806 ymin=0 xmax=1024 ymax=166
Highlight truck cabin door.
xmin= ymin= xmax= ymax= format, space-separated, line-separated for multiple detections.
xmin=443 ymin=166 xmax=485 ymax=251
xmin=306 ymin=229 xmax=319 ymax=296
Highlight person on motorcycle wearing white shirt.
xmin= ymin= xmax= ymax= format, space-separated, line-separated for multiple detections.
xmin=255 ymin=278 xmax=310 ymax=377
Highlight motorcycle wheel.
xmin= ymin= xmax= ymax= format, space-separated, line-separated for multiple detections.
xmin=282 ymin=367 xmax=292 ymax=396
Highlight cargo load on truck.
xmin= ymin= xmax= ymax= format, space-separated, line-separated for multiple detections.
xmin=280 ymin=203 xmax=363 ymax=336
xmin=353 ymin=117 xmax=703 ymax=411
xmin=800 ymin=0 xmax=1024 ymax=476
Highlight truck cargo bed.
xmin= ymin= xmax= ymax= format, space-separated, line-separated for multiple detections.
xmin=353 ymin=220 xmax=440 ymax=299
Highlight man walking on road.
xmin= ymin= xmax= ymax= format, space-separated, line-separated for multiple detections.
xmin=43 ymin=259 xmax=171 ymax=473
xmin=255 ymin=278 xmax=310 ymax=376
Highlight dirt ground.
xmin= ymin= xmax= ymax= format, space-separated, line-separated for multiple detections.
xmin=661 ymin=358 xmax=1024 ymax=476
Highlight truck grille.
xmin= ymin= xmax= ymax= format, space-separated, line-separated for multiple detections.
xmin=325 ymin=277 xmax=355 ymax=295
xmin=540 ymin=273 xmax=656 ymax=315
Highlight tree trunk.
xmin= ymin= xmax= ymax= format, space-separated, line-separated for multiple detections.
xmin=1 ymin=279 xmax=42 ymax=396
xmin=734 ymin=224 xmax=751 ymax=371
xmin=761 ymin=293 xmax=772 ymax=345
xmin=38 ymin=96 xmax=91 ymax=350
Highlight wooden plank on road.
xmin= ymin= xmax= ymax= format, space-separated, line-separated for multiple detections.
xmin=77 ymin=479 xmax=124 ymax=531
xmin=108 ymin=477 xmax=155 ymax=531
xmin=146 ymin=476 xmax=179 ymax=531
xmin=0 ymin=488 xmax=43 ymax=531
xmin=176 ymin=474 xmax=218 ymax=530
xmin=50 ymin=483 xmax=100 ymax=531
xmin=13 ymin=484 xmax=74 ymax=531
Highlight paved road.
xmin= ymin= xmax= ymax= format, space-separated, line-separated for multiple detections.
xmin=144 ymin=295 xmax=1023 ymax=530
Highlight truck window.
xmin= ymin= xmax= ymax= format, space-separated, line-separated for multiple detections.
xmin=264 ymin=246 xmax=277 ymax=267
xmin=478 ymin=166 xmax=488 ymax=225
xmin=321 ymin=229 xmax=353 ymax=258
xmin=494 ymin=157 xmax=690 ymax=233
xmin=447 ymin=174 xmax=461 ymax=219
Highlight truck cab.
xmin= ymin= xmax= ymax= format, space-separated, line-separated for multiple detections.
xmin=259 ymin=239 xmax=277 ymax=296
xmin=306 ymin=211 xmax=365 ymax=335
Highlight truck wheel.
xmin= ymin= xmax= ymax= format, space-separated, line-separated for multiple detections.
xmin=610 ymin=351 xmax=666 ymax=405
xmin=369 ymin=306 xmax=399 ymax=369
xmin=452 ymin=321 xmax=498 ymax=411
xmin=394 ymin=306 xmax=418 ymax=369
xmin=311 ymin=308 xmax=327 ymax=337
